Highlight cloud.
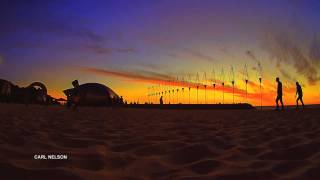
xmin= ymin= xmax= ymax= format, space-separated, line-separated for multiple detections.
xmin=79 ymin=66 xmax=255 ymax=97
xmin=116 ymin=48 xmax=137 ymax=53
xmin=84 ymin=45 xmax=137 ymax=54
xmin=137 ymin=70 xmax=173 ymax=80
xmin=168 ymin=48 xmax=216 ymax=64
xmin=277 ymin=66 xmax=297 ymax=83
xmin=138 ymin=63 xmax=168 ymax=71
xmin=220 ymin=47 xmax=232 ymax=56
xmin=262 ymin=31 xmax=320 ymax=85
xmin=278 ymin=68 xmax=294 ymax=82
xmin=183 ymin=48 xmax=215 ymax=62
xmin=1 ymin=4 xmax=137 ymax=56
xmin=78 ymin=66 xmax=278 ymax=104
xmin=309 ymin=34 xmax=320 ymax=65
xmin=84 ymin=45 xmax=112 ymax=54
xmin=80 ymin=67 xmax=174 ymax=83
xmin=246 ymin=50 xmax=263 ymax=77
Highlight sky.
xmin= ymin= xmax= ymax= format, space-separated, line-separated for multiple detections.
xmin=1 ymin=0 xmax=320 ymax=105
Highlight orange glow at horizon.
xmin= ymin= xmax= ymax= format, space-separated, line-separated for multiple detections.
xmin=42 ymin=66 xmax=319 ymax=106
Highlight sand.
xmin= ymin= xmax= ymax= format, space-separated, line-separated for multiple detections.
xmin=0 ymin=104 xmax=320 ymax=180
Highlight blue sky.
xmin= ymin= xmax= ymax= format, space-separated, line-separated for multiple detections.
xmin=0 ymin=0 xmax=320 ymax=104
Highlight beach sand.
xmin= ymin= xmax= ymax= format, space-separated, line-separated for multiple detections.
xmin=0 ymin=104 xmax=320 ymax=180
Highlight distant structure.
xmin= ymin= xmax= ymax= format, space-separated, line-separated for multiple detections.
xmin=63 ymin=80 xmax=121 ymax=107
xmin=0 ymin=79 xmax=12 ymax=102
xmin=0 ymin=79 xmax=57 ymax=104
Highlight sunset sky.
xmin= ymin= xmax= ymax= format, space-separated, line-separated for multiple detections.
xmin=1 ymin=0 xmax=320 ymax=105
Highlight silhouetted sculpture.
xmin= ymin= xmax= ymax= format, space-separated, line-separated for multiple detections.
xmin=275 ymin=77 xmax=284 ymax=110
xmin=0 ymin=79 xmax=55 ymax=105
xmin=0 ymin=79 xmax=12 ymax=103
xmin=72 ymin=80 xmax=80 ymax=88
xmin=28 ymin=82 xmax=48 ymax=104
xmin=296 ymin=82 xmax=304 ymax=109
xmin=63 ymin=80 xmax=120 ymax=108
xmin=160 ymin=96 xmax=163 ymax=105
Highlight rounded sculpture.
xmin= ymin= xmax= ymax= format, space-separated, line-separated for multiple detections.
xmin=28 ymin=82 xmax=47 ymax=95
xmin=64 ymin=81 xmax=120 ymax=107
xmin=0 ymin=79 xmax=13 ymax=102
xmin=0 ymin=79 xmax=56 ymax=104
xmin=28 ymin=82 xmax=48 ymax=103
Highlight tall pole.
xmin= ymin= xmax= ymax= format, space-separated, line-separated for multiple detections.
xmin=259 ymin=77 xmax=262 ymax=110
xmin=203 ymin=72 xmax=207 ymax=104
xmin=196 ymin=72 xmax=199 ymax=104
xmin=244 ymin=64 xmax=249 ymax=103
xmin=222 ymin=82 xmax=224 ymax=104
xmin=221 ymin=67 xmax=225 ymax=104
xmin=169 ymin=90 xmax=171 ymax=104
xmin=245 ymin=79 xmax=248 ymax=103
xmin=212 ymin=66 xmax=216 ymax=104
xmin=197 ymin=86 xmax=199 ymax=104
xmin=172 ymin=88 xmax=175 ymax=104
xmin=176 ymin=76 xmax=179 ymax=104
xmin=213 ymin=83 xmax=216 ymax=104
xmin=187 ymin=74 xmax=191 ymax=104
xmin=232 ymin=81 xmax=235 ymax=104
xmin=147 ymin=87 xmax=149 ymax=104
xmin=188 ymin=87 xmax=191 ymax=104
xmin=176 ymin=88 xmax=179 ymax=104
xmin=182 ymin=87 xmax=184 ymax=104
xmin=181 ymin=75 xmax=184 ymax=104
xmin=230 ymin=66 xmax=235 ymax=104
xmin=204 ymin=85 xmax=207 ymax=104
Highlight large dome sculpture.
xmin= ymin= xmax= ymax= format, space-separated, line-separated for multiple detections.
xmin=63 ymin=82 xmax=120 ymax=106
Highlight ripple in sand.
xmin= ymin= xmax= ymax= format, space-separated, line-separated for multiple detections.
xmin=54 ymin=137 xmax=105 ymax=148
xmin=0 ymin=162 xmax=82 ymax=180
xmin=268 ymin=136 xmax=304 ymax=149
xmin=167 ymin=144 xmax=215 ymax=165
xmin=72 ymin=153 xmax=106 ymax=171
xmin=213 ymin=170 xmax=277 ymax=180
xmin=105 ymin=155 xmax=136 ymax=169
xmin=111 ymin=142 xmax=148 ymax=152
xmin=271 ymin=160 xmax=308 ymax=175
xmin=259 ymin=142 xmax=320 ymax=160
xmin=188 ymin=159 xmax=221 ymax=174
xmin=298 ymin=166 xmax=320 ymax=179
xmin=134 ymin=144 xmax=170 ymax=156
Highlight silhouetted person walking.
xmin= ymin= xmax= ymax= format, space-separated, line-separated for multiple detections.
xmin=160 ymin=96 xmax=163 ymax=105
xmin=275 ymin=77 xmax=284 ymax=110
xmin=120 ymin=96 xmax=124 ymax=104
xmin=296 ymin=82 xmax=304 ymax=109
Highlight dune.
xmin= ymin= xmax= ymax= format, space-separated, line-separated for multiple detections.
xmin=0 ymin=103 xmax=320 ymax=179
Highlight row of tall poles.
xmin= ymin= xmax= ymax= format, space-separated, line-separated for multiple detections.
xmin=146 ymin=65 xmax=263 ymax=106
